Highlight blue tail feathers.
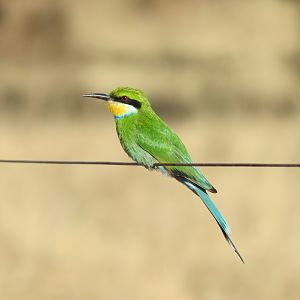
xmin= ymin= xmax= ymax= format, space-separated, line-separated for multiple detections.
xmin=184 ymin=181 xmax=231 ymax=234
xmin=183 ymin=180 xmax=244 ymax=263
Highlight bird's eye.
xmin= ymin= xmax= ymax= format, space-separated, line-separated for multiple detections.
xmin=121 ymin=96 xmax=128 ymax=101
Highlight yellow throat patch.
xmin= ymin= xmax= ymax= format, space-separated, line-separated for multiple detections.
xmin=107 ymin=101 xmax=126 ymax=116
xmin=107 ymin=101 xmax=137 ymax=119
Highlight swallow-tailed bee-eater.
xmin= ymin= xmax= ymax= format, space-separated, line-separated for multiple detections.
xmin=84 ymin=87 xmax=243 ymax=263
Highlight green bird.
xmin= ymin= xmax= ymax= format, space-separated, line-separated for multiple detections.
xmin=84 ymin=87 xmax=244 ymax=263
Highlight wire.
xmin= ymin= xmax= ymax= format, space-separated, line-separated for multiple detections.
xmin=0 ymin=159 xmax=299 ymax=167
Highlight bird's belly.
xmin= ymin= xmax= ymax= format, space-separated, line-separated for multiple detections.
xmin=157 ymin=166 xmax=169 ymax=176
xmin=118 ymin=137 xmax=158 ymax=169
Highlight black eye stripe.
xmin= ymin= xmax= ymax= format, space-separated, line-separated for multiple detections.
xmin=128 ymin=99 xmax=141 ymax=109
xmin=117 ymin=96 xmax=141 ymax=109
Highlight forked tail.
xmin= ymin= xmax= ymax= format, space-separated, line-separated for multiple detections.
xmin=182 ymin=179 xmax=244 ymax=263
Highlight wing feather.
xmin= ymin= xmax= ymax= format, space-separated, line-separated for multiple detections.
xmin=136 ymin=115 xmax=216 ymax=192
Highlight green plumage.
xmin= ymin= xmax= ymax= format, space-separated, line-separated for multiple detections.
xmin=111 ymin=87 xmax=215 ymax=190
xmin=116 ymin=97 xmax=215 ymax=191
xmin=84 ymin=86 xmax=244 ymax=263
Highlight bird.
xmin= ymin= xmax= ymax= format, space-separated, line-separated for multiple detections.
xmin=83 ymin=87 xmax=244 ymax=263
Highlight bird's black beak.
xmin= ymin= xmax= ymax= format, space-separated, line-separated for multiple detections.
xmin=83 ymin=93 xmax=111 ymax=101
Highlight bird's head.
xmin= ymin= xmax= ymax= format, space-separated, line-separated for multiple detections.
xmin=83 ymin=87 xmax=151 ymax=120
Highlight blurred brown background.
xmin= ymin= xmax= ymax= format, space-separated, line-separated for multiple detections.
xmin=1 ymin=0 xmax=300 ymax=299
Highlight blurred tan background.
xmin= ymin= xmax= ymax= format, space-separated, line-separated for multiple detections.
xmin=1 ymin=0 xmax=300 ymax=299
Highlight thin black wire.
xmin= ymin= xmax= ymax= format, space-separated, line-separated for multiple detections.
xmin=0 ymin=159 xmax=299 ymax=167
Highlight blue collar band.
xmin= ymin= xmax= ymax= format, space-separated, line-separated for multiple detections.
xmin=114 ymin=111 xmax=136 ymax=120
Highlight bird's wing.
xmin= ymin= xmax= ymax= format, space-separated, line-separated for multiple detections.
xmin=136 ymin=114 xmax=244 ymax=262
xmin=136 ymin=115 xmax=216 ymax=192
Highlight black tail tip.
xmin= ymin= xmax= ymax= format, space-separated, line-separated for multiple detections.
xmin=227 ymin=235 xmax=245 ymax=264
xmin=221 ymin=228 xmax=244 ymax=264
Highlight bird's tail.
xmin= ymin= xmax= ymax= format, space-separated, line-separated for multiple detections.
xmin=182 ymin=179 xmax=244 ymax=263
